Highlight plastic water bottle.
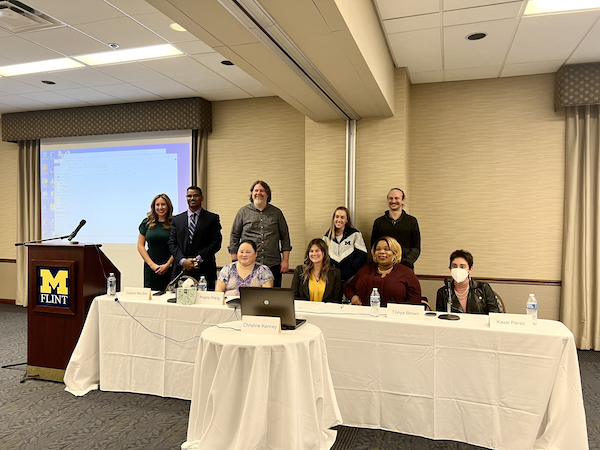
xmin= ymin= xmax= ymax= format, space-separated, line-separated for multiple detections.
xmin=370 ymin=287 xmax=380 ymax=317
xmin=107 ymin=273 xmax=116 ymax=297
xmin=198 ymin=276 xmax=207 ymax=292
xmin=526 ymin=293 xmax=538 ymax=325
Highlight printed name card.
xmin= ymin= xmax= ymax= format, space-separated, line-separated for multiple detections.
xmin=489 ymin=313 xmax=533 ymax=330
xmin=120 ymin=287 xmax=151 ymax=301
xmin=241 ymin=315 xmax=281 ymax=335
xmin=197 ymin=291 xmax=225 ymax=305
xmin=387 ymin=303 xmax=424 ymax=321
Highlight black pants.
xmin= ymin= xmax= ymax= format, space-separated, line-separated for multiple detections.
xmin=268 ymin=263 xmax=282 ymax=288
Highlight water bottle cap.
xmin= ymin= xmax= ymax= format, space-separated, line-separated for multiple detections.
xmin=109 ymin=273 xmax=114 ymax=276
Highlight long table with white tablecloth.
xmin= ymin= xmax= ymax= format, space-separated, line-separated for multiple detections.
xmin=64 ymin=295 xmax=588 ymax=450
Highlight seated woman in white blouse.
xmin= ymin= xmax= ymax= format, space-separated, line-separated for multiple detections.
xmin=216 ymin=240 xmax=274 ymax=296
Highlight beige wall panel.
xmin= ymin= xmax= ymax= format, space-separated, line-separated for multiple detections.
xmin=0 ymin=129 xmax=18 ymax=260
xmin=356 ymin=68 xmax=409 ymax=251
xmin=419 ymin=278 xmax=560 ymax=320
xmin=208 ymin=97 xmax=306 ymax=269
xmin=0 ymin=262 xmax=17 ymax=301
xmin=304 ymin=117 xmax=347 ymax=248
xmin=409 ymin=74 xmax=564 ymax=280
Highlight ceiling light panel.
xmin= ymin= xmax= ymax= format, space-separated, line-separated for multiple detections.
xmin=525 ymin=0 xmax=600 ymax=15
xmin=0 ymin=58 xmax=83 ymax=76
xmin=74 ymin=44 xmax=183 ymax=66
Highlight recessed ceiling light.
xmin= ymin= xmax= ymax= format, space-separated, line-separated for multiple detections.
xmin=525 ymin=0 xmax=600 ymax=15
xmin=467 ymin=32 xmax=487 ymax=41
xmin=108 ymin=43 xmax=119 ymax=49
xmin=221 ymin=60 xmax=234 ymax=66
xmin=73 ymin=44 xmax=183 ymax=66
xmin=0 ymin=58 xmax=83 ymax=76
xmin=41 ymin=80 xmax=56 ymax=85
xmin=169 ymin=22 xmax=186 ymax=32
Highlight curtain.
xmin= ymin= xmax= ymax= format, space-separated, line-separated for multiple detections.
xmin=192 ymin=129 xmax=208 ymax=202
xmin=16 ymin=140 xmax=40 ymax=307
xmin=561 ymin=105 xmax=600 ymax=349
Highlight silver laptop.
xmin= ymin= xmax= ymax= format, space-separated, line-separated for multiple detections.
xmin=239 ymin=287 xmax=306 ymax=330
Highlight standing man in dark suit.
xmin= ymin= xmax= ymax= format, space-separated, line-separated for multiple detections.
xmin=168 ymin=186 xmax=222 ymax=290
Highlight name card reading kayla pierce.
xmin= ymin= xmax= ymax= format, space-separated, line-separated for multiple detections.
xmin=489 ymin=313 xmax=534 ymax=330
xmin=241 ymin=315 xmax=281 ymax=334
xmin=386 ymin=303 xmax=424 ymax=321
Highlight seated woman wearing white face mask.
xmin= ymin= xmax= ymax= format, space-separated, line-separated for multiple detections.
xmin=435 ymin=249 xmax=500 ymax=314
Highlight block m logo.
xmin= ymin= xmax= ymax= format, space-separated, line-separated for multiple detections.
xmin=39 ymin=269 xmax=68 ymax=295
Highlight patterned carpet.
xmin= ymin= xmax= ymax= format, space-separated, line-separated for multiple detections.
xmin=1 ymin=303 xmax=598 ymax=450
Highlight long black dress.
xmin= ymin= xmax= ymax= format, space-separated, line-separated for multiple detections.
xmin=139 ymin=218 xmax=172 ymax=291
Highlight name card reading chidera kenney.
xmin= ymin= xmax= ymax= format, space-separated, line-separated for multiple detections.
xmin=196 ymin=291 xmax=225 ymax=305
xmin=121 ymin=287 xmax=151 ymax=301
xmin=386 ymin=303 xmax=424 ymax=321
xmin=241 ymin=315 xmax=281 ymax=335
xmin=489 ymin=313 xmax=534 ymax=330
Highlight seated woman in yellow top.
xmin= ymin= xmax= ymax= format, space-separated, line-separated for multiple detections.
xmin=291 ymin=238 xmax=342 ymax=303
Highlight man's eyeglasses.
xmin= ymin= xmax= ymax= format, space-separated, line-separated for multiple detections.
xmin=186 ymin=194 xmax=201 ymax=198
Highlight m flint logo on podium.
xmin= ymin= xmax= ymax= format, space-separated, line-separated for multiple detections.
xmin=38 ymin=267 xmax=70 ymax=308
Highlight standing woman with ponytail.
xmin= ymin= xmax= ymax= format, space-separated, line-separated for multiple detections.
xmin=323 ymin=206 xmax=367 ymax=286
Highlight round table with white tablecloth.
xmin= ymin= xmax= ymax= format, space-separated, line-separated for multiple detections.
xmin=182 ymin=321 xmax=342 ymax=450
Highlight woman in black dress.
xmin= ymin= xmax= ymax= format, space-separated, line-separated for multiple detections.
xmin=137 ymin=193 xmax=175 ymax=291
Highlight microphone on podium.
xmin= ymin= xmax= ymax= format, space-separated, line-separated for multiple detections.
xmin=68 ymin=220 xmax=86 ymax=241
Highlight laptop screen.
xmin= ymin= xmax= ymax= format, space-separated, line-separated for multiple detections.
xmin=239 ymin=287 xmax=297 ymax=328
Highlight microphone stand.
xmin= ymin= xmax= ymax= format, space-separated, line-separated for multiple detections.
xmin=438 ymin=278 xmax=460 ymax=321
xmin=15 ymin=234 xmax=79 ymax=246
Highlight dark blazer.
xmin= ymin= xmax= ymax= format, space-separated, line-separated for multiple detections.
xmin=168 ymin=208 xmax=222 ymax=290
xmin=291 ymin=265 xmax=343 ymax=303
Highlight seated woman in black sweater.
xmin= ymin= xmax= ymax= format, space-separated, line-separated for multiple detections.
xmin=291 ymin=238 xmax=342 ymax=303
xmin=436 ymin=249 xmax=500 ymax=314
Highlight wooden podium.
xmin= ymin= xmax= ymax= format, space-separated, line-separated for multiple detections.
xmin=26 ymin=243 xmax=120 ymax=382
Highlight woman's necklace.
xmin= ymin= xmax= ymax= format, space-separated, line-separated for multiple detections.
xmin=377 ymin=265 xmax=393 ymax=278
xmin=454 ymin=282 xmax=469 ymax=300
xmin=312 ymin=269 xmax=321 ymax=282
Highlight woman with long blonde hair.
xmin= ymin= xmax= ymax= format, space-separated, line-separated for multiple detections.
xmin=324 ymin=206 xmax=367 ymax=285
xmin=291 ymin=238 xmax=342 ymax=303
xmin=137 ymin=193 xmax=175 ymax=291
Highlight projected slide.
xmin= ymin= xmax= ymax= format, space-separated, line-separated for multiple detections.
xmin=41 ymin=135 xmax=191 ymax=244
